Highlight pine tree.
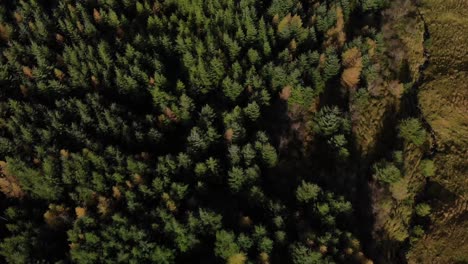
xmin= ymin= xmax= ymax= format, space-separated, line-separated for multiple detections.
xmin=259 ymin=143 xmax=278 ymax=168
xmin=223 ymin=77 xmax=244 ymax=102
xmin=415 ymin=203 xmax=431 ymax=217
xmin=228 ymin=167 xmax=245 ymax=192
xmin=296 ymin=181 xmax=321 ymax=203
xmin=398 ymin=118 xmax=427 ymax=146
xmin=0 ymin=0 xmax=395 ymax=262
xmin=244 ymin=102 xmax=260 ymax=121
xmin=373 ymin=161 xmax=401 ymax=184
xmin=291 ymin=243 xmax=323 ymax=264
xmin=215 ymin=230 xmax=241 ymax=260
xmin=322 ymin=48 xmax=341 ymax=81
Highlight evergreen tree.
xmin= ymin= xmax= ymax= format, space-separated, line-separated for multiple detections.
xmin=399 ymin=118 xmax=427 ymax=146
xmin=296 ymin=181 xmax=321 ymax=203
xmin=0 ymin=0 xmax=391 ymax=262
xmin=215 ymin=230 xmax=241 ymax=260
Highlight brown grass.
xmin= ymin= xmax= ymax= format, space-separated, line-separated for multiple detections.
xmin=408 ymin=0 xmax=468 ymax=262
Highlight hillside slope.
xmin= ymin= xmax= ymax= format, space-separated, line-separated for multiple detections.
xmin=407 ymin=0 xmax=468 ymax=263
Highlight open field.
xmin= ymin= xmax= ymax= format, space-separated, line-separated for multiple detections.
xmin=408 ymin=0 xmax=468 ymax=263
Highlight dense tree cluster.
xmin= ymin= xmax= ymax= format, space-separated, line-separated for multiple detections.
xmin=0 ymin=0 xmax=389 ymax=263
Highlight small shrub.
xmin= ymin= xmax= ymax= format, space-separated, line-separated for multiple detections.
xmin=415 ymin=203 xmax=431 ymax=217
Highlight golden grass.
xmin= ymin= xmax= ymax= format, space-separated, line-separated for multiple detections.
xmin=408 ymin=0 xmax=468 ymax=262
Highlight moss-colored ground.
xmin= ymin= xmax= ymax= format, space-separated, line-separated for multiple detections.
xmin=408 ymin=0 xmax=468 ymax=263
xmin=418 ymin=0 xmax=468 ymax=197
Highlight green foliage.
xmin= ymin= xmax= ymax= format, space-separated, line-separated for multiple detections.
xmin=244 ymin=102 xmax=260 ymax=121
xmin=259 ymin=143 xmax=278 ymax=168
xmin=291 ymin=243 xmax=322 ymax=264
xmin=393 ymin=151 xmax=404 ymax=165
xmin=296 ymin=181 xmax=321 ymax=203
xmin=0 ymin=0 xmax=389 ymax=263
xmin=258 ymin=237 xmax=274 ymax=253
xmin=420 ymin=159 xmax=435 ymax=177
xmin=228 ymin=167 xmax=246 ymax=192
xmin=323 ymin=49 xmax=341 ymax=81
xmin=313 ymin=106 xmax=351 ymax=159
xmin=190 ymin=209 xmax=222 ymax=235
xmin=411 ymin=225 xmax=425 ymax=238
xmin=313 ymin=106 xmax=350 ymax=137
xmin=415 ymin=203 xmax=431 ymax=217
xmin=215 ymin=230 xmax=240 ymax=260
xmin=328 ymin=134 xmax=350 ymax=159
xmin=237 ymin=233 xmax=253 ymax=252
xmin=361 ymin=0 xmax=387 ymax=12
xmin=0 ymin=234 xmax=32 ymax=264
xmin=151 ymin=247 xmax=175 ymax=264
xmin=373 ymin=162 xmax=402 ymax=184
xmin=223 ymin=77 xmax=244 ymax=102
xmin=268 ymin=0 xmax=294 ymax=18
xmin=275 ymin=231 xmax=286 ymax=244
xmin=6 ymin=157 xmax=62 ymax=201
xmin=288 ymin=86 xmax=316 ymax=108
xmin=399 ymin=118 xmax=427 ymax=146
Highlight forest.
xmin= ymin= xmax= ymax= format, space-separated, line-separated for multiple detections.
xmin=0 ymin=0 xmax=466 ymax=263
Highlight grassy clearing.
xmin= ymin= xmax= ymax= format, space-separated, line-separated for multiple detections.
xmin=418 ymin=0 xmax=468 ymax=194
xmin=408 ymin=0 xmax=468 ymax=263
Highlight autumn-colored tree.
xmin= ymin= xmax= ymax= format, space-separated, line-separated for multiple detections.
xmin=75 ymin=207 xmax=86 ymax=218
xmin=325 ymin=7 xmax=346 ymax=48
xmin=228 ymin=253 xmax=247 ymax=264
xmin=0 ymin=161 xmax=24 ymax=198
xmin=341 ymin=47 xmax=363 ymax=89
xmin=44 ymin=204 xmax=70 ymax=229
